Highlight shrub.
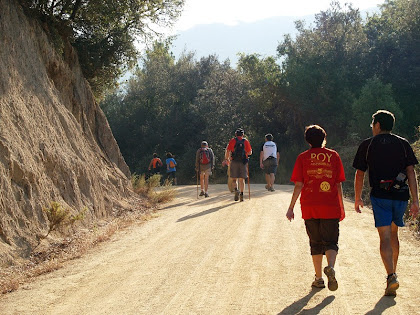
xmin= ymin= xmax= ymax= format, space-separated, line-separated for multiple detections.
xmin=132 ymin=174 xmax=175 ymax=204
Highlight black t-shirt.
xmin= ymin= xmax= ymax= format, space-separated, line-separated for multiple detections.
xmin=353 ymin=133 xmax=418 ymax=200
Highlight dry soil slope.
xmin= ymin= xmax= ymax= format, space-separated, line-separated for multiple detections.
xmin=0 ymin=0 xmax=135 ymax=264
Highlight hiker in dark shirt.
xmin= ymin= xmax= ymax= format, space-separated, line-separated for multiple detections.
xmin=353 ymin=110 xmax=419 ymax=296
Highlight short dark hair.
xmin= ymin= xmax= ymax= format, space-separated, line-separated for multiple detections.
xmin=153 ymin=153 xmax=158 ymax=158
xmin=265 ymin=133 xmax=273 ymax=141
xmin=372 ymin=110 xmax=395 ymax=131
xmin=304 ymin=125 xmax=326 ymax=148
xmin=166 ymin=152 xmax=173 ymax=158
xmin=235 ymin=128 xmax=244 ymax=136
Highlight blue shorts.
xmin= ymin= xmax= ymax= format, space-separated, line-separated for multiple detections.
xmin=370 ymin=196 xmax=408 ymax=227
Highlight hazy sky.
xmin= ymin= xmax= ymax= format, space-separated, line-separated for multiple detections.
xmin=173 ymin=0 xmax=385 ymax=31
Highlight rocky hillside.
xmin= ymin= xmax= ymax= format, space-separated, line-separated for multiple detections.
xmin=0 ymin=0 xmax=137 ymax=264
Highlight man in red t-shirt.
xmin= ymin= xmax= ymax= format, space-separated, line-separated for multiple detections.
xmin=225 ymin=128 xmax=252 ymax=201
xmin=286 ymin=125 xmax=345 ymax=291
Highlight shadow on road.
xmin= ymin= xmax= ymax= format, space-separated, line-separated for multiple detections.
xmin=365 ymin=296 xmax=396 ymax=314
xmin=176 ymin=203 xmax=236 ymax=222
xmin=277 ymin=289 xmax=335 ymax=314
xmin=158 ymin=201 xmax=191 ymax=210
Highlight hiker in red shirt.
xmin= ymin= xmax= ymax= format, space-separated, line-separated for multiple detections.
xmin=148 ymin=153 xmax=163 ymax=175
xmin=286 ymin=125 xmax=345 ymax=291
xmin=225 ymin=128 xmax=252 ymax=202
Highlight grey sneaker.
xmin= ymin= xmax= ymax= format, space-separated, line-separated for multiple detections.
xmin=324 ymin=266 xmax=338 ymax=291
xmin=269 ymin=187 xmax=275 ymax=192
xmin=312 ymin=277 xmax=325 ymax=289
xmin=265 ymin=184 xmax=270 ymax=190
xmin=199 ymin=191 xmax=205 ymax=196
xmin=204 ymin=193 xmax=209 ymax=198
xmin=239 ymin=193 xmax=244 ymax=202
xmin=234 ymin=190 xmax=239 ymax=201
xmin=385 ymin=273 xmax=399 ymax=296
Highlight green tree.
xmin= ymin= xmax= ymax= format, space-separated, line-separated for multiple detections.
xmin=350 ymin=77 xmax=402 ymax=140
xmin=19 ymin=0 xmax=185 ymax=98
xmin=277 ymin=2 xmax=369 ymax=142
xmin=365 ymin=0 xmax=420 ymax=137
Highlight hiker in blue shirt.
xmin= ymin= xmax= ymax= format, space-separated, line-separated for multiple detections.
xmin=166 ymin=152 xmax=177 ymax=185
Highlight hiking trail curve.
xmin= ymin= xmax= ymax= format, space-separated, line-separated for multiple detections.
xmin=1 ymin=184 xmax=419 ymax=314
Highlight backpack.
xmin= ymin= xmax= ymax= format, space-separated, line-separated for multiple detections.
xmin=152 ymin=158 xmax=162 ymax=169
xmin=199 ymin=148 xmax=211 ymax=164
xmin=169 ymin=160 xmax=176 ymax=168
xmin=232 ymin=138 xmax=246 ymax=161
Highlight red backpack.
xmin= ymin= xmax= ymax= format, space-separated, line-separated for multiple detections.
xmin=199 ymin=148 xmax=211 ymax=164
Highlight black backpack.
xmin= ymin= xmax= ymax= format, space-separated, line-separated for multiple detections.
xmin=232 ymin=138 xmax=246 ymax=161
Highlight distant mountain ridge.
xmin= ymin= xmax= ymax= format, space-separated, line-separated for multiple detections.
xmin=172 ymin=15 xmax=307 ymax=65
xmin=171 ymin=7 xmax=378 ymax=65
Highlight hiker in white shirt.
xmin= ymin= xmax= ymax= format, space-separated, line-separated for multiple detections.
xmin=260 ymin=134 xmax=280 ymax=191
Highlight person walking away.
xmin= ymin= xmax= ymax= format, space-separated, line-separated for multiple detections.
xmin=225 ymin=128 xmax=252 ymax=202
xmin=352 ymin=110 xmax=419 ymax=296
xmin=195 ymin=141 xmax=215 ymax=197
xmin=166 ymin=152 xmax=177 ymax=185
xmin=148 ymin=153 xmax=163 ymax=175
xmin=286 ymin=125 xmax=345 ymax=291
xmin=260 ymin=133 xmax=280 ymax=191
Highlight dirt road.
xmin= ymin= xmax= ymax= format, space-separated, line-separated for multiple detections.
xmin=1 ymin=184 xmax=419 ymax=314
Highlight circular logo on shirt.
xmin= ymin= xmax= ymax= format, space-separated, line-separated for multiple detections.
xmin=320 ymin=181 xmax=331 ymax=192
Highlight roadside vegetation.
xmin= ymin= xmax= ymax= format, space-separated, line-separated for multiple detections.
xmin=101 ymin=0 xmax=420 ymax=190
xmin=132 ymin=174 xmax=176 ymax=205
xmin=0 ymin=178 xmax=175 ymax=294
xmin=405 ymin=131 xmax=420 ymax=237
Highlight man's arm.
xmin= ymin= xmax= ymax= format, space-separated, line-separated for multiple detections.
xmin=276 ymin=152 xmax=280 ymax=165
xmin=354 ymin=169 xmax=365 ymax=213
xmin=259 ymin=151 xmax=264 ymax=169
xmin=225 ymin=148 xmax=231 ymax=161
xmin=406 ymin=165 xmax=419 ymax=217
xmin=286 ymin=182 xmax=303 ymax=221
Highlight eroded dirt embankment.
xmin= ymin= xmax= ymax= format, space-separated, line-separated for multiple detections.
xmin=0 ymin=0 xmax=135 ymax=264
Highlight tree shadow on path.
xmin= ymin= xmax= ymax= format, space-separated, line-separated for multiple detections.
xmin=365 ymin=296 xmax=396 ymax=315
xmin=176 ymin=203 xmax=236 ymax=222
xmin=277 ymin=289 xmax=335 ymax=315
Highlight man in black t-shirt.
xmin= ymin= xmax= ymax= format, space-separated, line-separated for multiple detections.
xmin=353 ymin=110 xmax=419 ymax=297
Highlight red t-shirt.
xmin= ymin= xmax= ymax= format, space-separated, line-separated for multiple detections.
xmin=227 ymin=137 xmax=252 ymax=154
xmin=290 ymin=148 xmax=346 ymax=220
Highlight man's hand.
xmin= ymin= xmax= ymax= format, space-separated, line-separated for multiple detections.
xmin=354 ymin=199 xmax=364 ymax=213
xmin=260 ymin=162 xmax=264 ymax=169
xmin=286 ymin=208 xmax=294 ymax=221
xmin=409 ymin=200 xmax=419 ymax=218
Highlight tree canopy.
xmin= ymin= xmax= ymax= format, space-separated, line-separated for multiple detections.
xmin=100 ymin=0 xmax=419 ymax=186
xmin=19 ymin=0 xmax=185 ymax=98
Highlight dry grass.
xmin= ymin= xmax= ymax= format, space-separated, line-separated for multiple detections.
xmin=0 ymin=195 xmax=160 ymax=295
xmin=132 ymin=174 xmax=176 ymax=205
